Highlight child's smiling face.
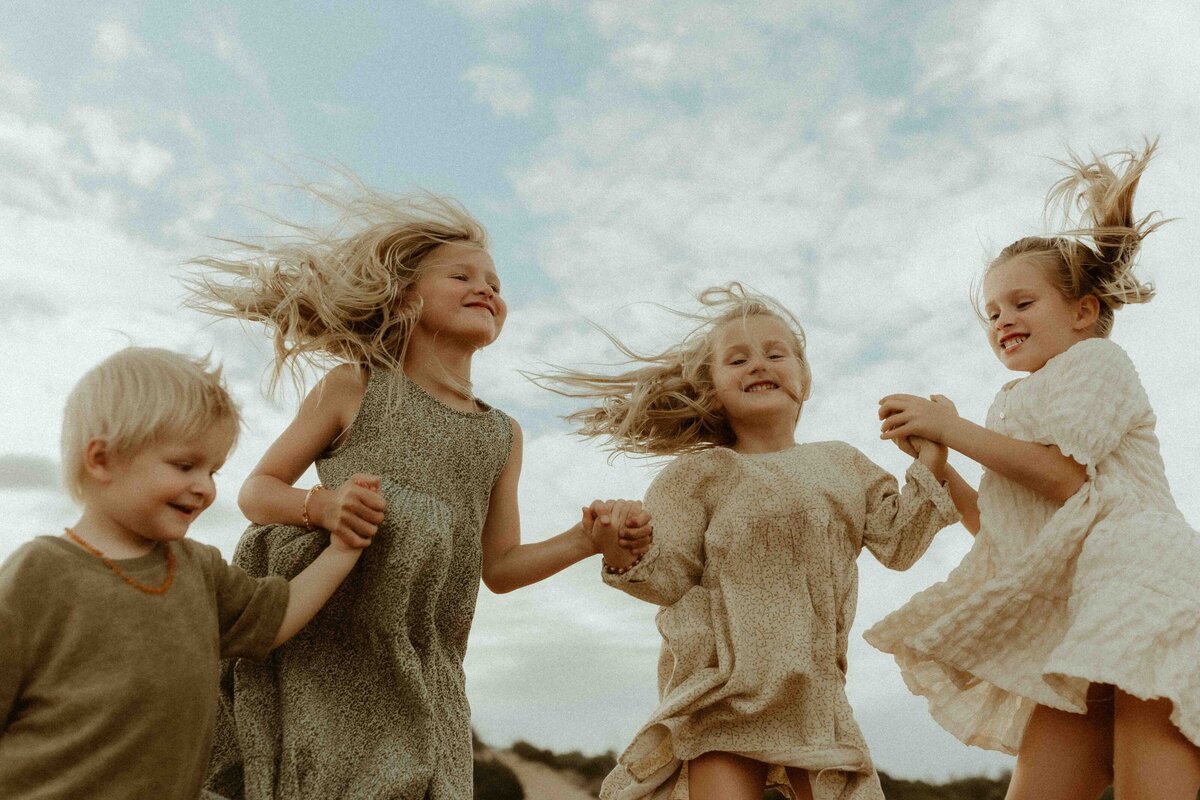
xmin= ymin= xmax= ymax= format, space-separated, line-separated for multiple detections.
xmin=410 ymin=242 xmax=507 ymax=349
xmin=91 ymin=424 xmax=234 ymax=550
xmin=708 ymin=314 xmax=807 ymax=427
xmin=983 ymin=255 xmax=1097 ymax=373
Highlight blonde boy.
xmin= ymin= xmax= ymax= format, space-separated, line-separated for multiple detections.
xmin=0 ymin=347 xmax=380 ymax=799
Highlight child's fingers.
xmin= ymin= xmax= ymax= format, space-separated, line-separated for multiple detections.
xmin=930 ymin=394 xmax=958 ymax=413
xmin=625 ymin=510 xmax=652 ymax=528
xmin=345 ymin=517 xmax=379 ymax=538
xmin=609 ymin=500 xmax=635 ymax=529
xmin=357 ymin=488 xmax=387 ymax=512
xmin=352 ymin=473 xmax=382 ymax=492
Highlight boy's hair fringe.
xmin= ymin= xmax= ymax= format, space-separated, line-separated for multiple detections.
xmin=61 ymin=347 xmax=241 ymax=502
xmin=534 ymin=283 xmax=811 ymax=457
xmin=982 ymin=138 xmax=1168 ymax=337
xmin=185 ymin=183 xmax=488 ymax=397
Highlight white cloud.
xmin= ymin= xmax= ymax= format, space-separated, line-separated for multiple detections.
xmin=72 ymin=106 xmax=175 ymax=187
xmin=438 ymin=0 xmax=539 ymax=20
xmin=93 ymin=21 xmax=144 ymax=63
xmin=0 ymin=67 xmax=36 ymax=104
xmin=464 ymin=64 xmax=535 ymax=118
xmin=207 ymin=19 xmax=271 ymax=98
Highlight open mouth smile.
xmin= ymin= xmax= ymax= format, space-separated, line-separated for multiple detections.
xmin=743 ymin=381 xmax=779 ymax=393
xmin=999 ymin=334 xmax=1027 ymax=352
xmin=168 ymin=503 xmax=199 ymax=518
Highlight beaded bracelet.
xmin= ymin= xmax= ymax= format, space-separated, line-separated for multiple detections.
xmin=302 ymin=484 xmax=325 ymax=530
xmin=603 ymin=553 xmax=643 ymax=575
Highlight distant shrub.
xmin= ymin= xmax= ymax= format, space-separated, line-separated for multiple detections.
xmin=473 ymin=756 xmax=524 ymax=800
xmin=878 ymin=770 xmax=1010 ymax=800
xmin=511 ymin=740 xmax=617 ymax=783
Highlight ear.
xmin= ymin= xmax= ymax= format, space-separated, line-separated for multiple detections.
xmin=1073 ymin=294 xmax=1101 ymax=331
xmin=82 ymin=438 xmax=116 ymax=484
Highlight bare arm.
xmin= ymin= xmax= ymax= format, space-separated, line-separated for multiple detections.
xmin=943 ymin=464 xmax=980 ymax=534
xmin=239 ymin=365 xmax=385 ymax=545
xmin=272 ymin=540 xmax=363 ymax=647
xmin=479 ymin=420 xmax=649 ymax=594
xmin=881 ymin=393 xmax=1086 ymax=504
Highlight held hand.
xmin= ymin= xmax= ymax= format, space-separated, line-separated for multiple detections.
xmin=911 ymin=435 xmax=949 ymax=481
xmin=879 ymin=393 xmax=960 ymax=446
xmin=618 ymin=507 xmax=653 ymax=556
xmin=587 ymin=498 xmax=644 ymax=569
xmin=322 ymin=473 xmax=386 ymax=551
xmin=597 ymin=499 xmax=651 ymax=551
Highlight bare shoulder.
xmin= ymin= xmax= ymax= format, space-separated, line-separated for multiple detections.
xmin=321 ymin=363 xmax=369 ymax=397
xmin=308 ymin=364 xmax=368 ymax=425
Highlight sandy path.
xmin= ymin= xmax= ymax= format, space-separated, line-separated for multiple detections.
xmin=493 ymin=750 xmax=598 ymax=800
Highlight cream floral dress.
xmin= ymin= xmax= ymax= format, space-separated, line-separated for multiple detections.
xmin=601 ymin=442 xmax=958 ymax=800
xmin=866 ymin=337 xmax=1200 ymax=753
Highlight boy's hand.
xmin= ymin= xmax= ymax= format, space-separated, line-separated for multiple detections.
xmin=323 ymin=474 xmax=385 ymax=551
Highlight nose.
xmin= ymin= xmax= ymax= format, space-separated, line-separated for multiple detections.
xmin=192 ymin=474 xmax=217 ymax=507
xmin=474 ymin=279 xmax=494 ymax=297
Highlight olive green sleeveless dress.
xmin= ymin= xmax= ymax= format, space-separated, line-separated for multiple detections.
xmin=206 ymin=371 xmax=513 ymax=800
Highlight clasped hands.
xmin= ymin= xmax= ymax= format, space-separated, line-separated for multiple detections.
xmin=582 ymin=498 xmax=653 ymax=569
xmin=879 ymin=393 xmax=959 ymax=472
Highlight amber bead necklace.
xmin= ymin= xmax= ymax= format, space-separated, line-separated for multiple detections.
xmin=64 ymin=527 xmax=176 ymax=596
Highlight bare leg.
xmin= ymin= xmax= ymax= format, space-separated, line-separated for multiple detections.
xmin=784 ymin=767 xmax=813 ymax=800
xmin=688 ymin=752 xmax=768 ymax=800
xmin=1112 ymin=689 xmax=1200 ymax=800
xmin=1005 ymin=684 xmax=1113 ymax=800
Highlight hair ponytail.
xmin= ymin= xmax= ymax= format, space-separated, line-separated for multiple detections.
xmin=991 ymin=139 xmax=1168 ymax=337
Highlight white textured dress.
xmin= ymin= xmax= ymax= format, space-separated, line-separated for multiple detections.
xmin=866 ymin=337 xmax=1200 ymax=754
xmin=600 ymin=442 xmax=958 ymax=800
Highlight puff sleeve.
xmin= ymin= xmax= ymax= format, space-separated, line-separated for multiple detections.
xmin=1023 ymin=338 xmax=1152 ymax=476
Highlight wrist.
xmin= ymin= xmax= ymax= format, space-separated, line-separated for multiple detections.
xmin=302 ymin=484 xmax=325 ymax=530
xmin=603 ymin=549 xmax=643 ymax=575
xmin=325 ymin=538 xmax=362 ymax=559
xmin=571 ymin=521 xmax=601 ymax=555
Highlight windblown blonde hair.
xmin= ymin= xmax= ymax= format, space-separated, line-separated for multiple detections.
xmin=62 ymin=347 xmax=241 ymax=502
xmin=982 ymin=139 xmax=1167 ymax=337
xmin=186 ymin=185 xmax=489 ymax=396
xmin=539 ymin=284 xmax=812 ymax=457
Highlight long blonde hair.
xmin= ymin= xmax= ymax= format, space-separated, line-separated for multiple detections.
xmin=983 ymin=139 xmax=1167 ymax=336
xmin=186 ymin=184 xmax=488 ymax=395
xmin=538 ymin=284 xmax=812 ymax=457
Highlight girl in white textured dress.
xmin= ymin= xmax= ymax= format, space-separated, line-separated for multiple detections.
xmin=867 ymin=142 xmax=1200 ymax=799
xmin=550 ymin=284 xmax=959 ymax=800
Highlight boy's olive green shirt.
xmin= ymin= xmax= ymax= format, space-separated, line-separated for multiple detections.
xmin=0 ymin=535 xmax=288 ymax=799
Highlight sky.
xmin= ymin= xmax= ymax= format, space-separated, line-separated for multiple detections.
xmin=2 ymin=0 xmax=1199 ymax=783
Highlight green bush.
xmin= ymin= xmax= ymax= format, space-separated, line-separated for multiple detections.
xmin=473 ymin=756 xmax=524 ymax=800
xmin=877 ymin=770 xmax=1010 ymax=800
xmin=511 ymin=740 xmax=617 ymax=783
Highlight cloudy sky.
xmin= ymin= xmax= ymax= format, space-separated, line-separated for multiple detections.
xmin=3 ymin=0 xmax=1199 ymax=782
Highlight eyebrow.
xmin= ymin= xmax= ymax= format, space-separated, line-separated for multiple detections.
xmin=984 ymin=286 xmax=1039 ymax=305
xmin=436 ymin=262 xmax=500 ymax=282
